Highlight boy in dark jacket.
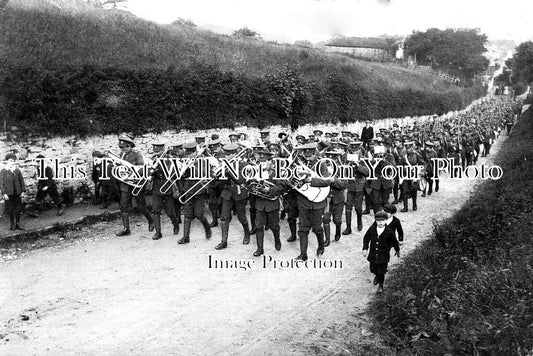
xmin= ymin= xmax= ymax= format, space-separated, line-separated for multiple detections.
xmin=0 ymin=153 xmax=26 ymax=230
xmin=383 ymin=204 xmax=404 ymax=245
xmin=362 ymin=211 xmax=400 ymax=294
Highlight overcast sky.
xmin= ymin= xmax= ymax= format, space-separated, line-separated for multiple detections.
xmin=126 ymin=0 xmax=532 ymax=44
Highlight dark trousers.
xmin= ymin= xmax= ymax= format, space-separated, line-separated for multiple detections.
xmin=152 ymin=194 xmax=177 ymax=222
xmin=119 ymin=188 xmax=149 ymax=215
xmin=298 ymin=207 xmax=324 ymax=256
xmin=36 ymin=185 xmax=61 ymax=207
xmin=221 ymin=198 xmax=248 ymax=226
xmin=5 ymin=194 xmax=23 ymax=222
xmin=323 ymin=201 xmax=343 ymax=225
xmin=345 ymin=190 xmax=363 ymax=215
xmin=255 ymin=209 xmax=279 ymax=231
xmin=371 ymin=188 xmax=391 ymax=213
xmin=182 ymin=194 xmax=207 ymax=220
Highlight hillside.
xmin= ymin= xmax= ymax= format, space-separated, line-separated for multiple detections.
xmin=0 ymin=0 xmax=486 ymax=136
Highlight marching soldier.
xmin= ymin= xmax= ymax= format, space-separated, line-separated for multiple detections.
xmin=207 ymin=138 xmax=223 ymax=227
xmin=421 ymin=141 xmax=437 ymax=197
xmin=177 ymin=142 xmax=212 ymax=244
xmin=293 ymin=143 xmax=333 ymax=261
xmin=215 ymin=143 xmax=251 ymax=250
xmin=322 ymin=149 xmax=346 ymax=244
xmin=250 ymin=150 xmax=284 ymax=256
xmin=343 ymin=157 xmax=369 ymax=235
xmin=398 ymin=141 xmax=425 ymax=212
xmin=149 ymin=142 xmax=180 ymax=240
xmin=115 ymin=134 xmax=155 ymax=236
xmin=369 ymin=139 xmax=395 ymax=213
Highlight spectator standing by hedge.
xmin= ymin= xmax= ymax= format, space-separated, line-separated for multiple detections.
xmin=0 ymin=153 xmax=26 ymax=230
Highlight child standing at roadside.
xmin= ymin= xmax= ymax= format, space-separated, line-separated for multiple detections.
xmin=362 ymin=211 xmax=400 ymax=294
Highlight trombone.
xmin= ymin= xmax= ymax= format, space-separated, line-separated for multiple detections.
xmin=102 ymin=151 xmax=147 ymax=196
xmin=178 ymin=147 xmax=250 ymax=204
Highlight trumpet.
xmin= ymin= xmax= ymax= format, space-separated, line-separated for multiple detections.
xmin=178 ymin=147 xmax=250 ymax=204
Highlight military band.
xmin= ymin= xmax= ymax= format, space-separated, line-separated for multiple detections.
xmin=93 ymin=97 xmax=519 ymax=266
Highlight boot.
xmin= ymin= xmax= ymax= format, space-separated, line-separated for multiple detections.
xmin=14 ymin=212 xmax=24 ymax=230
xmin=56 ymin=205 xmax=64 ymax=216
xmin=9 ymin=213 xmax=15 ymax=231
xmin=324 ymin=223 xmax=331 ymax=247
xmin=273 ymin=227 xmax=281 ymax=251
xmin=400 ymin=197 xmax=408 ymax=213
xmin=143 ymin=211 xmax=155 ymax=232
xmin=316 ymin=231 xmax=325 ymax=257
xmin=287 ymin=221 xmax=297 ymax=242
xmin=435 ymin=180 xmax=439 ymax=192
xmin=170 ymin=215 xmax=180 ymax=235
xmin=178 ymin=219 xmax=192 ymax=244
xmin=209 ymin=208 xmax=218 ymax=227
xmin=249 ymin=210 xmax=257 ymax=235
xmin=215 ymin=222 xmax=229 ymax=250
xmin=152 ymin=214 xmax=162 ymax=240
xmin=342 ymin=210 xmax=352 ymax=235
xmin=116 ymin=212 xmax=131 ymax=236
xmin=242 ymin=222 xmax=251 ymax=245
xmin=377 ymin=283 xmax=384 ymax=294
xmin=357 ymin=211 xmax=363 ymax=231
xmin=412 ymin=193 xmax=417 ymax=211
xmin=200 ymin=217 xmax=212 ymax=239
xmin=253 ymin=228 xmax=264 ymax=256
xmin=334 ymin=223 xmax=341 ymax=241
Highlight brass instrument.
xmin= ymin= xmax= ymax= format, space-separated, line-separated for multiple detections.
xmin=284 ymin=151 xmax=331 ymax=202
xmin=133 ymin=145 xmax=172 ymax=196
xmin=159 ymin=143 xmax=207 ymax=195
xmin=178 ymin=147 xmax=250 ymax=204
xmin=246 ymin=180 xmax=278 ymax=201
xmin=102 ymin=151 xmax=147 ymax=196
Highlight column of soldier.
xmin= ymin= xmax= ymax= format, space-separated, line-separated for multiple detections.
xmin=94 ymin=97 xmax=519 ymax=262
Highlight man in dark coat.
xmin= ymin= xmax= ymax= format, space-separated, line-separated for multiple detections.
xmin=361 ymin=120 xmax=374 ymax=150
xmin=362 ymin=211 xmax=400 ymax=294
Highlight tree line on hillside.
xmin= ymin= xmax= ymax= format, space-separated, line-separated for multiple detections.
xmin=1 ymin=63 xmax=486 ymax=137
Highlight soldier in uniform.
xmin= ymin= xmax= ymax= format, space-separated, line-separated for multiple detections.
xmin=343 ymin=157 xmax=369 ymax=235
xmin=207 ymin=138 xmax=223 ymax=227
xmin=115 ymin=134 xmax=155 ymax=236
xmin=259 ymin=130 xmax=271 ymax=146
xmin=322 ymin=149 xmax=346 ymax=244
xmin=170 ymin=142 xmax=184 ymax=223
xmin=177 ymin=142 xmax=212 ymax=244
xmin=369 ymin=139 xmax=395 ymax=214
xmin=215 ymin=143 xmax=251 ymax=250
xmin=250 ymin=150 xmax=284 ymax=256
xmin=149 ymin=142 xmax=180 ymax=240
xmin=293 ymin=143 xmax=333 ymax=261
xmin=421 ymin=141 xmax=437 ymax=197
xmin=398 ymin=141 xmax=426 ymax=212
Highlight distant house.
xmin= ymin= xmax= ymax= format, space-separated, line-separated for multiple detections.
xmin=324 ymin=37 xmax=398 ymax=62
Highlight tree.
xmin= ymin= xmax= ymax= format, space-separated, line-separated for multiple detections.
xmin=232 ymin=27 xmax=261 ymax=40
xmin=506 ymin=41 xmax=533 ymax=84
xmin=405 ymin=28 xmax=489 ymax=80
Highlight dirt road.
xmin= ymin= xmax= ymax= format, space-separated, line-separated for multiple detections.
xmin=0 ymin=138 xmax=503 ymax=355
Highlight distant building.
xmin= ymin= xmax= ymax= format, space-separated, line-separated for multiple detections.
xmin=324 ymin=37 xmax=399 ymax=62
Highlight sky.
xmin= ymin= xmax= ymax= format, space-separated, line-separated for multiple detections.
xmin=125 ymin=0 xmax=533 ymax=44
